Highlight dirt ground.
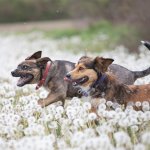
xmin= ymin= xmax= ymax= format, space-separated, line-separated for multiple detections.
xmin=0 ymin=20 xmax=90 ymax=32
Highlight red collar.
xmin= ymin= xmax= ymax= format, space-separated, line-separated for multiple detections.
xmin=36 ymin=61 xmax=52 ymax=90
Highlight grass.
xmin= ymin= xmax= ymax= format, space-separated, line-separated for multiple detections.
xmin=2 ymin=20 xmax=138 ymax=53
xmin=43 ymin=20 xmax=138 ymax=53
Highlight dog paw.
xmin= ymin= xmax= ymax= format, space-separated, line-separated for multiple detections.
xmin=38 ymin=99 xmax=46 ymax=108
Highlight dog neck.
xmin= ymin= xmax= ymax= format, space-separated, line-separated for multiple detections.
xmin=91 ymin=73 xmax=107 ymax=89
xmin=90 ymin=73 xmax=108 ymax=96
xmin=36 ymin=61 xmax=56 ymax=89
xmin=91 ymin=72 xmax=132 ymax=104
xmin=77 ymin=73 xmax=108 ymax=97
xmin=43 ymin=62 xmax=57 ymax=87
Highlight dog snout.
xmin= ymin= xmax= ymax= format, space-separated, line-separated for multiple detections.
xmin=11 ymin=69 xmax=19 ymax=77
xmin=66 ymin=73 xmax=71 ymax=79
xmin=11 ymin=71 xmax=16 ymax=76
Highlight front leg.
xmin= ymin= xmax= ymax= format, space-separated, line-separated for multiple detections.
xmin=38 ymin=91 xmax=66 ymax=107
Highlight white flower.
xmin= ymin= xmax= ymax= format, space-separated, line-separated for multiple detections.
xmin=142 ymin=104 xmax=149 ymax=112
xmin=134 ymin=144 xmax=146 ymax=150
xmin=106 ymin=101 xmax=113 ymax=107
xmin=39 ymin=91 xmax=48 ymax=99
xmin=98 ymin=103 xmax=106 ymax=112
xmin=131 ymin=125 xmax=139 ymax=132
xmin=73 ymin=119 xmax=85 ymax=127
xmin=83 ymin=102 xmax=91 ymax=111
xmin=135 ymin=101 xmax=141 ymax=107
xmin=88 ymin=113 xmax=97 ymax=121
xmin=56 ymin=106 xmax=64 ymax=114
xmin=114 ymin=131 xmax=131 ymax=147
xmin=99 ymin=98 xmax=106 ymax=104
xmin=141 ymin=132 xmax=150 ymax=145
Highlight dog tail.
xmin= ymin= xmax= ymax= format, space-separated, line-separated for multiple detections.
xmin=141 ymin=40 xmax=150 ymax=50
xmin=134 ymin=67 xmax=150 ymax=79
xmin=134 ymin=41 xmax=150 ymax=79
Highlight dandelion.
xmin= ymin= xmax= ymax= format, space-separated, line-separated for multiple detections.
xmin=39 ymin=91 xmax=48 ymax=99
xmin=56 ymin=106 xmax=64 ymax=114
xmin=83 ymin=102 xmax=91 ymax=111
xmin=135 ymin=101 xmax=141 ymax=107
xmin=98 ymin=103 xmax=106 ymax=111
xmin=134 ymin=144 xmax=146 ymax=150
xmin=141 ymin=132 xmax=150 ymax=145
xmin=114 ymin=131 xmax=131 ymax=147
xmin=142 ymin=104 xmax=150 ymax=112
xmin=106 ymin=101 xmax=113 ymax=107
xmin=88 ymin=113 xmax=97 ymax=121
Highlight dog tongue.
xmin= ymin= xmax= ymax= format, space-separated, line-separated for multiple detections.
xmin=64 ymin=77 xmax=72 ymax=82
xmin=17 ymin=77 xmax=26 ymax=86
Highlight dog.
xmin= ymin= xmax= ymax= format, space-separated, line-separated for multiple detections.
xmin=11 ymin=45 xmax=150 ymax=107
xmin=11 ymin=51 xmax=81 ymax=107
xmin=142 ymin=41 xmax=150 ymax=50
xmin=65 ymin=52 xmax=150 ymax=108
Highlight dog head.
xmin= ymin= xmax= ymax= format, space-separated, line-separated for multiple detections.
xmin=65 ymin=56 xmax=114 ymax=89
xmin=11 ymin=51 xmax=51 ymax=87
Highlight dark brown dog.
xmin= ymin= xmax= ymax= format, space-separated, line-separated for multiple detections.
xmin=65 ymin=56 xmax=150 ymax=107
xmin=11 ymin=51 xmax=81 ymax=107
xmin=11 ymin=50 xmax=150 ymax=107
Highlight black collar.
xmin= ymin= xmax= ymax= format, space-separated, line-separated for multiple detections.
xmin=79 ymin=72 xmax=108 ymax=97
xmin=91 ymin=73 xmax=107 ymax=89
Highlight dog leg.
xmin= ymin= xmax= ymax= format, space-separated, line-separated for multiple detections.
xmin=38 ymin=92 xmax=66 ymax=107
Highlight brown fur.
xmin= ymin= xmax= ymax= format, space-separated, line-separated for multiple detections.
xmin=68 ymin=56 xmax=150 ymax=107
xmin=11 ymin=51 xmax=81 ymax=107
xmin=100 ymin=73 xmax=150 ymax=105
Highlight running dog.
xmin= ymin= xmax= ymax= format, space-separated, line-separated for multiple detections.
xmin=65 ymin=42 xmax=150 ymax=108
xmin=11 ymin=42 xmax=150 ymax=107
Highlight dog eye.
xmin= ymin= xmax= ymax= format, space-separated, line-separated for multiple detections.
xmin=22 ymin=65 xmax=29 ymax=69
xmin=79 ymin=67 xmax=84 ymax=71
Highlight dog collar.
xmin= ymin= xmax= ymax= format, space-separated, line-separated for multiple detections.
xmin=36 ymin=61 xmax=52 ymax=90
xmin=77 ymin=73 xmax=107 ymax=97
xmin=92 ymin=73 xmax=107 ymax=88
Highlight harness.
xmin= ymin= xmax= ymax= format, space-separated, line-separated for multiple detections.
xmin=79 ymin=73 xmax=108 ymax=97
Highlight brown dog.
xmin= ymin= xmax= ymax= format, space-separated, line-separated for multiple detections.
xmin=11 ymin=49 xmax=150 ymax=107
xmin=11 ymin=51 xmax=81 ymax=107
xmin=65 ymin=56 xmax=150 ymax=107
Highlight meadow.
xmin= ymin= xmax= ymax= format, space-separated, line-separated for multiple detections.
xmin=0 ymin=32 xmax=150 ymax=150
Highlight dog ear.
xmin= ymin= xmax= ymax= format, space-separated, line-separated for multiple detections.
xmin=25 ymin=51 xmax=42 ymax=60
xmin=94 ymin=57 xmax=114 ymax=73
xmin=36 ymin=57 xmax=52 ymax=68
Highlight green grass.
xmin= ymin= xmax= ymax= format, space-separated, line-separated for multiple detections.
xmin=3 ymin=20 xmax=138 ymax=53
xmin=43 ymin=20 xmax=138 ymax=53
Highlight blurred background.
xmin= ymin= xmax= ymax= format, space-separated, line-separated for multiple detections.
xmin=0 ymin=0 xmax=150 ymax=53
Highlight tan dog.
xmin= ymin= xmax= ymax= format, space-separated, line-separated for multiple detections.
xmin=65 ymin=56 xmax=150 ymax=108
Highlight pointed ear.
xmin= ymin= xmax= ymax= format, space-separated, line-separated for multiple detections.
xmin=36 ymin=57 xmax=52 ymax=68
xmin=94 ymin=57 xmax=114 ymax=73
xmin=25 ymin=51 xmax=42 ymax=60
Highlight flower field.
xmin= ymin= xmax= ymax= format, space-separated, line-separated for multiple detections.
xmin=0 ymin=33 xmax=150 ymax=150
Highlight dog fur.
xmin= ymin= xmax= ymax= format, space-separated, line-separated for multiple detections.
xmin=66 ymin=56 xmax=150 ymax=108
xmin=11 ymin=49 xmax=150 ymax=107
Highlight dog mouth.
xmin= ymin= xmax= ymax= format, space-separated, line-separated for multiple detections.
xmin=17 ymin=74 xmax=33 ymax=87
xmin=12 ymin=72 xmax=33 ymax=87
xmin=64 ymin=76 xmax=89 ymax=86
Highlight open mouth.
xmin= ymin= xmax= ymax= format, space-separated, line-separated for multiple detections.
xmin=17 ymin=74 xmax=33 ymax=87
xmin=64 ymin=76 xmax=89 ymax=86
xmin=12 ymin=72 xmax=33 ymax=87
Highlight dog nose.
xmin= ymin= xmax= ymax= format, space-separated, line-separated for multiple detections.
xmin=11 ymin=71 xmax=15 ymax=76
xmin=66 ymin=73 xmax=71 ymax=78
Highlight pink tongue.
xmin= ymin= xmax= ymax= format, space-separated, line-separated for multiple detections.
xmin=64 ymin=77 xmax=72 ymax=82
xmin=17 ymin=77 xmax=26 ymax=85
